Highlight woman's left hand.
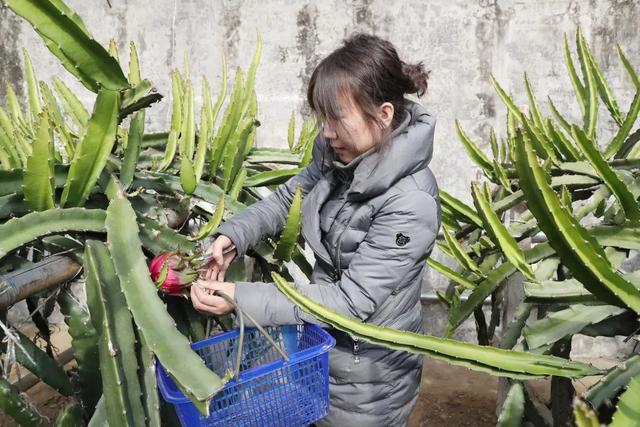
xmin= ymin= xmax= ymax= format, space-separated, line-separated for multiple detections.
xmin=191 ymin=279 xmax=236 ymax=316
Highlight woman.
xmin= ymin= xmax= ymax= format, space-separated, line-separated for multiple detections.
xmin=192 ymin=33 xmax=440 ymax=426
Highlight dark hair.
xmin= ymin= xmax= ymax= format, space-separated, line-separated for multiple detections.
xmin=307 ymin=33 xmax=430 ymax=132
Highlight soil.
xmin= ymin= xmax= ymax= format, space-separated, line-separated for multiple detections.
xmin=408 ymin=357 xmax=616 ymax=427
xmin=408 ymin=359 xmax=498 ymax=427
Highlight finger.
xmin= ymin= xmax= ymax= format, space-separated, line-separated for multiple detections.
xmin=192 ymin=285 xmax=226 ymax=315
xmin=192 ymin=284 xmax=209 ymax=303
xmin=195 ymin=279 xmax=216 ymax=290
xmin=209 ymin=264 xmax=220 ymax=279
xmin=195 ymin=284 xmax=227 ymax=307
xmin=193 ymin=281 xmax=210 ymax=297
xmin=211 ymin=242 xmax=226 ymax=266
xmin=223 ymin=251 xmax=236 ymax=265
xmin=194 ymin=281 xmax=224 ymax=299
xmin=205 ymin=238 xmax=222 ymax=255
xmin=191 ymin=286 xmax=205 ymax=311
xmin=196 ymin=289 xmax=225 ymax=308
xmin=217 ymin=266 xmax=227 ymax=281
xmin=193 ymin=284 xmax=216 ymax=306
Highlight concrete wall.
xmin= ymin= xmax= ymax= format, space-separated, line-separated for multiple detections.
xmin=2 ymin=1 xmax=640 ymax=353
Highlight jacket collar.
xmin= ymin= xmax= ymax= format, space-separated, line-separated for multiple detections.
xmin=347 ymin=101 xmax=435 ymax=201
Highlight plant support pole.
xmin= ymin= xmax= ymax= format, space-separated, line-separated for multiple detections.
xmin=0 ymin=255 xmax=81 ymax=309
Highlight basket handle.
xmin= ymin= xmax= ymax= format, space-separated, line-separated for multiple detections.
xmin=213 ymin=290 xmax=290 ymax=381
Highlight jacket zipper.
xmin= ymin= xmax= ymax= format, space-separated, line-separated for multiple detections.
xmin=331 ymin=188 xmax=361 ymax=364
xmin=332 ymin=192 xmax=351 ymax=275
xmin=335 ymin=224 xmax=349 ymax=273
xmin=300 ymin=225 xmax=333 ymax=267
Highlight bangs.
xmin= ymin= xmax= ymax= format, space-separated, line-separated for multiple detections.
xmin=307 ymin=61 xmax=357 ymax=124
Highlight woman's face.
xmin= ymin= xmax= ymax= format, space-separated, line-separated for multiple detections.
xmin=321 ymin=96 xmax=394 ymax=163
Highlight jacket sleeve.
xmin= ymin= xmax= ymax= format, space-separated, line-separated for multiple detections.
xmin=233 ymin=189 xmax=440 ymax=327
xmin=210 ymin=134 xmax=328 ymax=257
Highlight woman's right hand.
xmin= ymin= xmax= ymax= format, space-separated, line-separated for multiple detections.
xmin=203 ymin=235 xmax=237 ymax=281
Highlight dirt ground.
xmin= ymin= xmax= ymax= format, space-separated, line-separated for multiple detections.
xmin=408 ymin=357 xmax=614 ymax=427
xmin=408 ymin=359 xmax=498 ymax=427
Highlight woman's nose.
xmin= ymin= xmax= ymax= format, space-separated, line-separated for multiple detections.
xmin=323 ymin=122 xmax=337 ymax=140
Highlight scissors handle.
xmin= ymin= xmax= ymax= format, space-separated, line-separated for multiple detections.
xmin=221 ymin=244 xmax=237 ymax=255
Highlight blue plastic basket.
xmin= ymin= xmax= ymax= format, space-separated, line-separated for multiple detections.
xmin=156 ymin=323 xmax=335 ymax=427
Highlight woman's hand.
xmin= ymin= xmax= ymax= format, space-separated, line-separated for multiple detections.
xmin=203 ymin=235 xmax=237 ymax=281
xmin=191 ymin=279 xmax=236 ymax=316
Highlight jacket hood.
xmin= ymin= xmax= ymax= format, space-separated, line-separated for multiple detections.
xmin=320 ymin=100 xmax=436 ymax=201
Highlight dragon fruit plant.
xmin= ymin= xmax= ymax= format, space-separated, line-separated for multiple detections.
xmin=423 ymin=29 xmax=640 ymax=426
xmin=0 ymin=0 xmax=290 ymax=423
xmin=0 ymin=1 xmax=617 ymax=426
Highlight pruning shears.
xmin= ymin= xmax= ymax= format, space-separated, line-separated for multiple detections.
xmin=192 ymin=244 xmax=237 ymax=269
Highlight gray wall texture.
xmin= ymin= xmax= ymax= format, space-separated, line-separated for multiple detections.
xmin=2 ymin=1 xmax=640 ymax=352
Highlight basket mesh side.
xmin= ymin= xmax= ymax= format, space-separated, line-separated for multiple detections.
xmin=194 ymin=324 xmax=330 ymax=427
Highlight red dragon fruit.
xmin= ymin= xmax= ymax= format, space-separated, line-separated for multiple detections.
xmin=149 ymin=252 xmax=200 ymax=296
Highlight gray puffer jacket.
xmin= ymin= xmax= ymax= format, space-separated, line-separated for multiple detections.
xmin=213 ymin=100 xmax=440 ymax=426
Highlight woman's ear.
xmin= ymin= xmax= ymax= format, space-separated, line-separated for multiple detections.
xmin=378 ymin=102 xmax=394 ymax=129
